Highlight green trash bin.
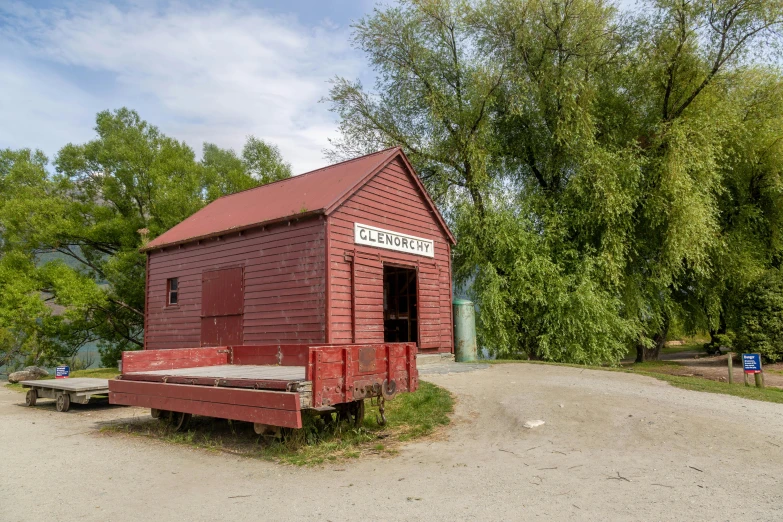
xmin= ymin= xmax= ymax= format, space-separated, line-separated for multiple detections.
xmin=453 ymin=298 xmax=477 ymax=362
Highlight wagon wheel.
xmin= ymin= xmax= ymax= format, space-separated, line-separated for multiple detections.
xmin=56 ymin=393 xmax=71 ymax=413
xmin=25 ymin=389 xmax=37 ymax=407
xmin=150 ymin=408 xmax=162 ymax=419
xmin=349 ymin=400 xmax=365 ymax=428
xmin=323 ymin=411 xmax=337 ymax=427
xmin=337 ymin=406 xmax=350 ymax=423
xmin=254 ymin=423 xmax=283 ymax=441
xmin=169 ymin=412 xmax=191 ymax=432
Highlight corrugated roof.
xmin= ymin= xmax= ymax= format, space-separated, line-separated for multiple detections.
xmin=145 ymin=147 xmax=455 ymax=251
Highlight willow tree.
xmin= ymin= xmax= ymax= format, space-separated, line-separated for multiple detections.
xmin=462 ymin=0 xmax=642 ymax=362
xmin=687 ymin=69 xmax=783 ymax=352
xmin=622 ymin=0 xmax=783 ymax=360
xmin=327 ymin=0 xmax=503 ymax=211
xmin=328 ymin=0 xmax=783 ymax=363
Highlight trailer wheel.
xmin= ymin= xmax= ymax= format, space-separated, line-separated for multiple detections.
xmin=254 ymin=423 xmax=282 ymax=439
xmin=25 ymin=389 xmax=37 ymax=407
xmin=348 ymin=400 xmax=365 ymax=428
xmin=56 ymin=393 xmax=71 ymax=413
xmin=170 ymin=412 xmax=191 ymax=432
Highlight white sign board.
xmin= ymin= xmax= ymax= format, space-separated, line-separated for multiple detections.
xmin=354 ymin=223 xmax=434 ymax=258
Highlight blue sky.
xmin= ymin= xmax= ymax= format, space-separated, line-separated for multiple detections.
xmin=1 ymin=1 xmax=648 ymax=173
xmin=0 ymin=0 xmax=380 ymax=173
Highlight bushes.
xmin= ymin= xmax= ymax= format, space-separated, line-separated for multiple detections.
xmin=735 ymin=269 xmax=783 ymax=362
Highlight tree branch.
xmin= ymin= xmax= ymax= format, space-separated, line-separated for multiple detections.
xmin=108 ymin=298 xmax=145 ymax=318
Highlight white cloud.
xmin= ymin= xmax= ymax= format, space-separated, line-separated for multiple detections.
xmin=0 ymin=1 xmax=363 ymax=172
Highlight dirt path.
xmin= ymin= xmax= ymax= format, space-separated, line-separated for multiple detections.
xmin=2 ymin=364 xmax=782 ymax=521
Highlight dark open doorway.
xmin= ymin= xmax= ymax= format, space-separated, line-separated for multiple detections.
xmin=383 ymin=265 xmax=418 ymax=343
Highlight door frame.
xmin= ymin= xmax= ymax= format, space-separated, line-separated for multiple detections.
xmin=380 ymin=259 xmax=420 ymax=348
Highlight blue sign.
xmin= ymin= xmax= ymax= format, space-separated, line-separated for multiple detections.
xmin=55 ymin=365 xmax=70 ymax=379
xmin=742 ymin=354 xmax=762 ymax=374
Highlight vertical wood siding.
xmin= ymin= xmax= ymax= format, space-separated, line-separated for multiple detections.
xmin=352 ymin=255 xmax=384 ymax=343
xmin=327 ymin=158 xmax=454 ymax=353
xmin=145 ymin=217 xmax=325 ymax=350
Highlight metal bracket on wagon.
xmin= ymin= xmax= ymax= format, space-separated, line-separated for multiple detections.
xmin=352 ymin=378 xmax=397 ymax=401
xmin=382 ymin=379 xmax=397 ymax=400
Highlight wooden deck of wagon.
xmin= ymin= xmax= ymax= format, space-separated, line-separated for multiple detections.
xmin=21 ymin=378 xmax=111 ymax=412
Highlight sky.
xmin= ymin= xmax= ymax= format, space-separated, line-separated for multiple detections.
xmin=0 ymin=0 xmax=379 ymax=174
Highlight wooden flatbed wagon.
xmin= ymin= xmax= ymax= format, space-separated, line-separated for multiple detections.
xmin=109 ymin=342 xmax=418 ymax=432
xmin=21 ymin=378 xmax=110 ymax=412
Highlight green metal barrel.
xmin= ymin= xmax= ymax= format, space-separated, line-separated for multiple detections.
xmin=453 ymin=298 xmax=478 ymax=362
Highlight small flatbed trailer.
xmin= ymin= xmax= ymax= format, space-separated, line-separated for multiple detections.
xmin=21 ymin=378 xmax=110 ymax=412
xmin=109 ymin=343 xmax=418 ymax=432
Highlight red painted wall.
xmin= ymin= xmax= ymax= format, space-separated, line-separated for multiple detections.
xmin=144 ymin=157 xmax=453 ymax=354
xmin=145 ymin=217 xmax=326 ymax=350
xmin=327 ymin=157 xmax=453 ymax=353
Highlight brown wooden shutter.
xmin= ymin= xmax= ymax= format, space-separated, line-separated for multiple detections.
xmin=201 ymin=267 xmax=244 ymax=346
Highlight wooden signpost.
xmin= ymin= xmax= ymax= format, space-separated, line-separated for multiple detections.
xmin=727 ymin=353 xmax=733 ymax=384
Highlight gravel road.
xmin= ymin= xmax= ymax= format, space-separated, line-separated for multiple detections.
xmin=1 ymin=363 xmax=782 ymax=521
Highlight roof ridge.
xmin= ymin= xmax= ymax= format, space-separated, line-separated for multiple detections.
xmin=214 ymin=146 xmax=400 ymax=201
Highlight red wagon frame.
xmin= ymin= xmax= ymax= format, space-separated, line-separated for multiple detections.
xmin=109 ymin=343 xmax=418 ymax=429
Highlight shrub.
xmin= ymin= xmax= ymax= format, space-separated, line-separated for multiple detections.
xmin=735 ymin=269 xmax=783 ymax=362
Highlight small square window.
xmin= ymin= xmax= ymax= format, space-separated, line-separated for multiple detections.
xmin=167 ymin=278 xmax=179 ymax=305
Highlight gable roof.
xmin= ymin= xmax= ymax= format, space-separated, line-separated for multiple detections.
xmin=143 ymin=147 xmax=455 ymax=251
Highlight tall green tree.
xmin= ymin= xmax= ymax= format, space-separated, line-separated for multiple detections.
xmin=328 ymin=0 xmax=783 ymax=363
xmin=621 ymin=0 xmax=783 ymax=360
xmin=0 ymin=109 xmax=291 ymax=368
xmin=202 ymin=136 xmax=292 ymax=199
xmin=328 ymin=0 xmax=503 ymax=210
xmin=693 ymin=69 xmax=783 ymax=352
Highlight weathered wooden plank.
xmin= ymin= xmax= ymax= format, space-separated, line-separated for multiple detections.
xmin=125 ymin=364 xmax=306 ymax=381
xmin=118 ymin=373 xmax=299 ymax=391
xmin=109 ymin=392 xmax=302 ymax=428
xmin=20 ymin=378 xmax=110 ymax=393
xmin=110 ymin=380 xmax=300 ymax=410
xmin=231 ymin=345 xmax=278 ymax=365
xmin=122 ymin=347 xmax=229 ymax=373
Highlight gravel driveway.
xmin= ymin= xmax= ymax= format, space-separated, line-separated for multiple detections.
xmin=1 ymin=363 xmax=781 ymax=521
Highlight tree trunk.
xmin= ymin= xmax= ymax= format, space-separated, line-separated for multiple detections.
xmin=635 ymin=316 xmax=670 ymax=362
xmin=706 ymin=313 xmax=727 ymax=355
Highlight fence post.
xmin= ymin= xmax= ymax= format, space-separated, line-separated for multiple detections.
xmin=727 ymin=352 xmax=733 ymax=384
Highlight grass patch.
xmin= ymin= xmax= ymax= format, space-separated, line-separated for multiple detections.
xmin=487 ymin=359 xmax=783 ymax=404
xmin=634 ymin=371 xmax=783 ymax=404
xmin=101 ymin=381 xmax=453 ymax=466
xmin=624 ymin=360 xmax=682 ymax=370
xmin=3 ymin=367 xmax=120 ymax=392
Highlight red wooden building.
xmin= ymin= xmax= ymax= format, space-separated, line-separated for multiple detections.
xmin=142 ymin=147 xmax=456 ymax=355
